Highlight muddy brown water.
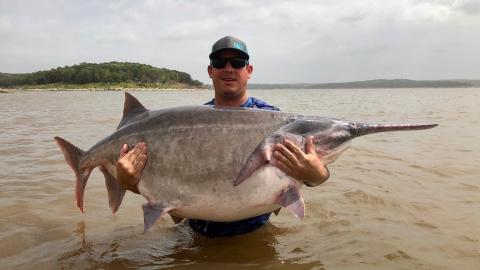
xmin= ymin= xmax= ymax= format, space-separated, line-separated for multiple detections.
xmin=0 ymin=89 xmax=478 ymax=269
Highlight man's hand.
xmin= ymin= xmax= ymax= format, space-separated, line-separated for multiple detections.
xmin=116 ymin=142 xmax=148 ymax=194
xmin=273 ymin=136 xmax=330 ymax=187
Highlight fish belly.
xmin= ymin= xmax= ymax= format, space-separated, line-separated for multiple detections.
xmin=140 ymin=165 xmax=299 ymax=222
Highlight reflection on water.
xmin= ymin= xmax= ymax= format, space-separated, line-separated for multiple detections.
xmin=58 ymin=221 xmax=322 ymax=269
xmin=0 ymin=89 xmax=479 ymax=269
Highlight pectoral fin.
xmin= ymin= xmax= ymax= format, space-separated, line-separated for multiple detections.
xmin=234 ymin=145 xmax=272 ymax=186
xmin=234 ymin=135 xmax=283 ymax=186
xmin=274 ymin=185 xmax=305 ymax=219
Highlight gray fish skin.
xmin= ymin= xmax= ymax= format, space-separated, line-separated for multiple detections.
xmin=54 ymin=93 xmax=437 ymax=231
xmin=96 ymin=106 xmax=302 ymax=222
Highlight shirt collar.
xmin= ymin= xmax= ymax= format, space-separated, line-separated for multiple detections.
xmin=205 ymin=97 xmax=253 ymax=107
xmin=240 ymin=97 xmax=253 ymax=108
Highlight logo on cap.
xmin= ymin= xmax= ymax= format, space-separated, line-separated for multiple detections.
xmin=233 ymin=42 xmax=245 ymax=51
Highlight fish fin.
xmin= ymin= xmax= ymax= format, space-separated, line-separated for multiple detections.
xmin=117 ymin=92 xmax=149 ymax=129
xmin=234 ymin=146 xmax=271 ymax=186
xmin=284 ymin=196 xmax=305 ymax=219
xmin=169 ymin=213 xmax=184 ymax=224
xmin=234 ymin=135 xmax=283 ymax=186
xmin=54 ymin=136 xmax=92 ymax=213
xmin=99 ymin=166 xmax=126 ymax=214
xmin=273 ymin=208 xmax=281 ymax=216
xmin=142 ymin=202 xmax=172 ymax=232
xmin=274 ymin=185 xmax=305 ymax=219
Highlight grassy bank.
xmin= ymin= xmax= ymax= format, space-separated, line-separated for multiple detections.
xmin=4 ymin=82 xmax=206 ymax=91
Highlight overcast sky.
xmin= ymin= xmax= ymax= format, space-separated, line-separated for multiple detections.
xmin=1 ymin=0 xmax=479 ymax=83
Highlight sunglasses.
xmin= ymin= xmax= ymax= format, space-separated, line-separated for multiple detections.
xmin=210 ymin=58 xmax=249 ymax=69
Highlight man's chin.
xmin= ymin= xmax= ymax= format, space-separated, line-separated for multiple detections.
xmin=219 ymin=88 xmax=245 ymax=98
xmin=221 ymin=81 xmax=237 ymax=88
xmin=219 ymin=84 xmax=238 ymax=93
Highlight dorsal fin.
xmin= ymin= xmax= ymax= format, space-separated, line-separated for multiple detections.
xmin=117 ymin=92 xmax=148 ymax=129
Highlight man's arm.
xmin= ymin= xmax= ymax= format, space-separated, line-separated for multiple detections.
xmin=116 ymin=142 xmax=148 ymax=194
xmin=273 ymin=136 xmax=330 ymax=187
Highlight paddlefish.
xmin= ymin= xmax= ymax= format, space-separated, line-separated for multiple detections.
xmin=54 ymin=92 xmax=437 ymax=231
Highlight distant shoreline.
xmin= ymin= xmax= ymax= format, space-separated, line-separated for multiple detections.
xmin=0 ymin=82 xmax=207 ymax=93
xmin=246 ymin=79 xmax=480 ymax=89
xmin=2 ymin=79 xmax=480 ymax=93
xmin=2 ymin=61 xmax=478 ymax=91
xmin=0 ymin=88 xmax=203 ymax=92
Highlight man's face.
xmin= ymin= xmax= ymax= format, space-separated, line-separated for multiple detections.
xmin=208 ymin=50 xmax=253 ymax=101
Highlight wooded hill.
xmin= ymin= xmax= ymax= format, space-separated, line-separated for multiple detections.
xmin=0 ymin=62 xmax=203 ymax=88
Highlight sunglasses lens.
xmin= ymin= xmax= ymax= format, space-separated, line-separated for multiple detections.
xmin=211 ymin=59 xmax=227 ymax=69
xmin=230 ymin=59 xmax=247 ymax=69
xmin=211 ymin=58 xmax=247 ymax=69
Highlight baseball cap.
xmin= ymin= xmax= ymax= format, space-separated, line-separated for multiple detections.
xmin=209 ymin=36 xmax=249 ymax=60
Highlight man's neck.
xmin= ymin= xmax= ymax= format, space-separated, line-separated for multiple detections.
xmin=214 ymin=93 xmax=249 ymax=107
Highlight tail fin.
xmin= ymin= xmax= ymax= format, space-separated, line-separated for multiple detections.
xmin=353 ymin=123 xmax=438 ymax=137
xmin=54 ymin=136 xmax=92 ymax=213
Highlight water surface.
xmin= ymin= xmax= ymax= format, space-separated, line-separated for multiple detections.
xmin=0 ymin=88 xmax=478 ymax=269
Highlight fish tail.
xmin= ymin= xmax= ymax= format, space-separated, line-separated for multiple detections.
xmin=54 ymin=136 xmax=92 ymax=213
xmin=353 ymin=123 xmax=438 ymax=137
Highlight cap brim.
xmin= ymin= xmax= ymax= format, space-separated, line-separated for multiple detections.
xmin=209 ymin=48 xmax=249 ymax=60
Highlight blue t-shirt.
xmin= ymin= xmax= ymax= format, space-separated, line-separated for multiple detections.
xmin=188 ymin=97 xmax=280 ymax=237
xmin=204 ymin=97 xmax=280 ymax=111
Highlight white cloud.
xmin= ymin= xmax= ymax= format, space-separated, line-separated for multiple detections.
xmin=0 ymin=0 xmax=479 ymax=83
xmin=453 ymin=0 xmax=480 ymax=15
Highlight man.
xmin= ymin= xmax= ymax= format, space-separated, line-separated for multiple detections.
xmin=117 ymin=36 xmax=330 ymax=237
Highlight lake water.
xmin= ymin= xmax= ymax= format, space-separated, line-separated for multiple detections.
xmin=0 ymin=88 xmax=479 ymax=269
